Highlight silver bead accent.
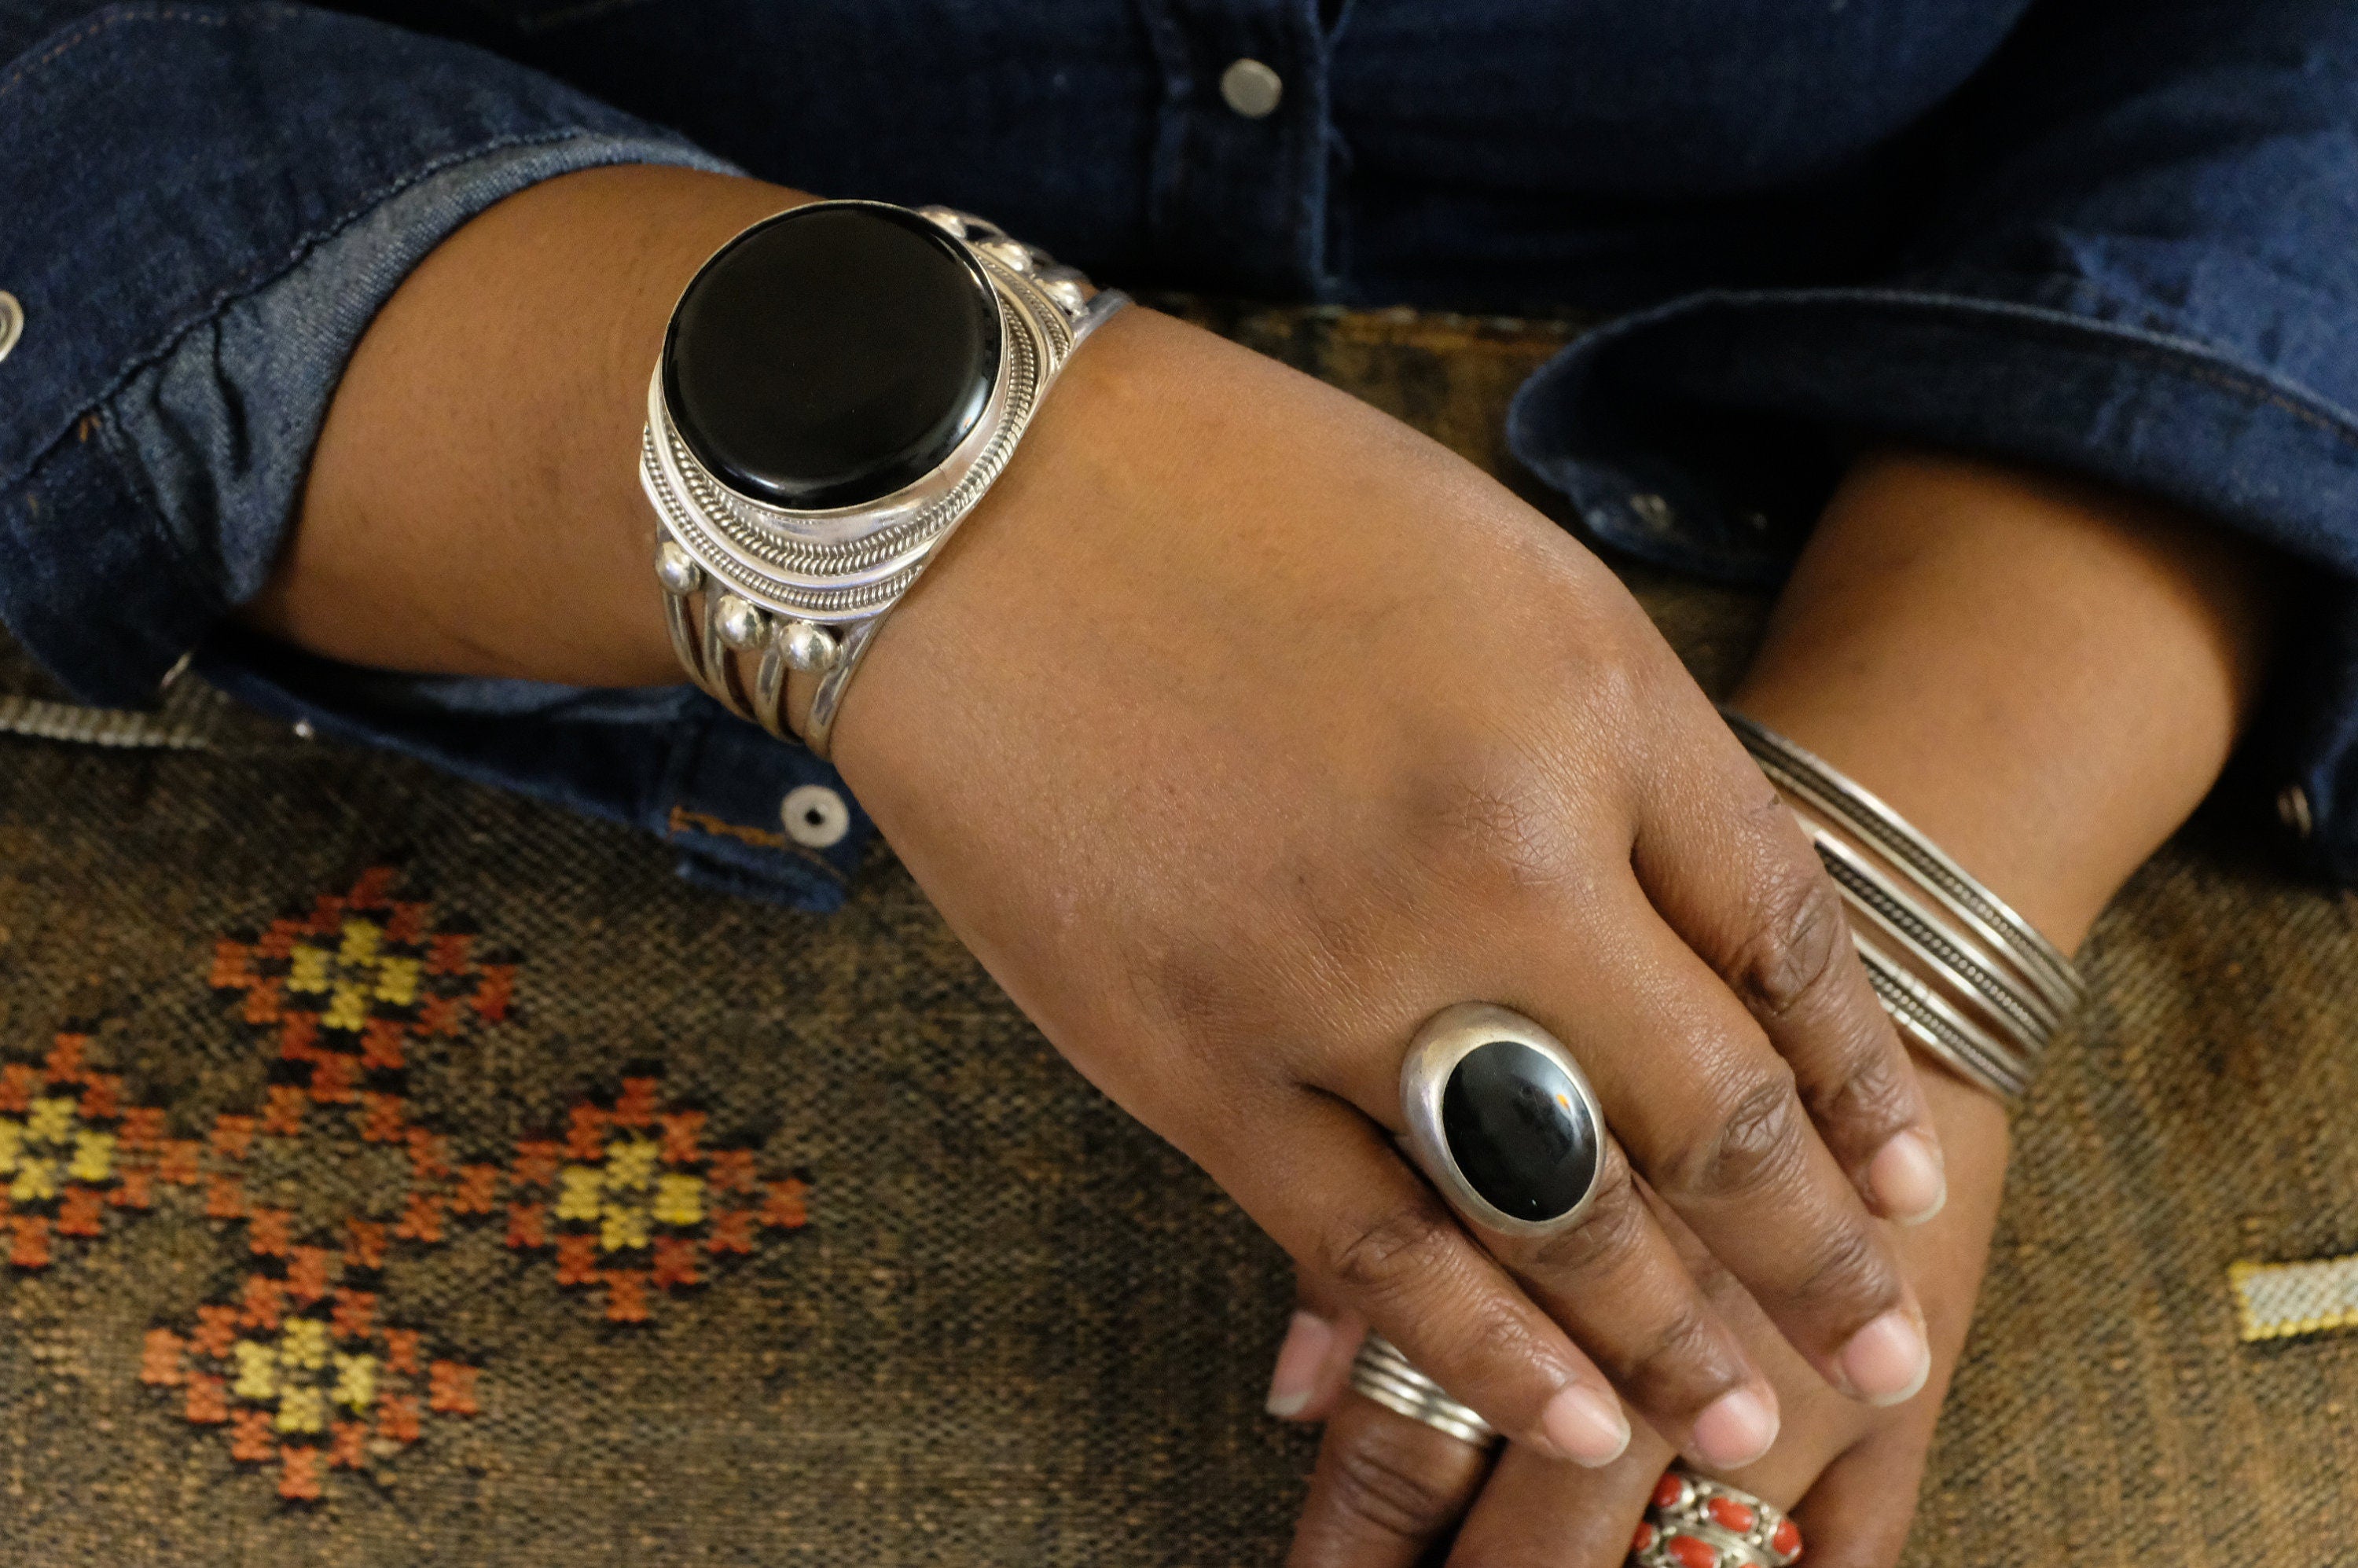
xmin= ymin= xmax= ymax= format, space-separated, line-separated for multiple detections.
xmin=779 ymin=619 xmax=840 ymax=673
xmin=0 ymin=291 xmax=22 ymax=365
xmin=655 ymin=541 xmax=703 ymax=596
xmin=975 ymin=237 xmax=1033 ymax=274
xmin=1037 ymin=275 xmax=1088 ymax=314
xmin=714 ymin=594 xmax=773 ymax=650
xmin=913 ymin=204 xmax=967 ymax=239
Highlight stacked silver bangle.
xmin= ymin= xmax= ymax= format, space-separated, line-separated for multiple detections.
xmin=1722 ymin=711 xmax=2084 ymax=1103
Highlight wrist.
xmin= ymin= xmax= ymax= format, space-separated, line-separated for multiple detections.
xmin=256 ymin=164 xmax=811 ymax=688
xmin=1732 ymin=447 xmax=2276 ymax=953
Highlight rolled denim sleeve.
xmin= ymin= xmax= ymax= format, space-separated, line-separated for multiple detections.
xmin=0 ymin=3 xmax=869 ymax=909
xmin=1508 ymin=0 xmax=2358 ymax=884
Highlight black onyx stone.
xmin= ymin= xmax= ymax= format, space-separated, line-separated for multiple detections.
xmin=1440 ymin=1040 xmax=1599 ymax=1223
xmin=662 ymin=203 xmax=1001 ymax=512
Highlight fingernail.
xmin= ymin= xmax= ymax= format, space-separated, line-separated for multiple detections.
xmin=1868 ymin=1129 xmax=1947 ymax=1225
xmin=1838 ymin=1309 xmax=1931 ymax=1407
xmin=1265 ymin=1310 xmax=1337 ymax=1419
xmin=1689 ymin=1386 xmax=1779 ymax=1470
xmin=1540 ymin=1383 xmax=1631 ymax=1467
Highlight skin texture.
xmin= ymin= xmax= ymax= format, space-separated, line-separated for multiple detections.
xmin=259 ymin=162 xmax=1963 ymax=1476
xmin=1277 ymin=450 xmax=2277 ymax=1566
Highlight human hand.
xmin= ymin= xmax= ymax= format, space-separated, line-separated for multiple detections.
xmin=1273 ymin=1059 xmax=2005 ymax=1566
xmin=829 ymin=304 xmax=1948 ymax=1471
xmin=263 ymin=167 xmax=1945 ymax=1472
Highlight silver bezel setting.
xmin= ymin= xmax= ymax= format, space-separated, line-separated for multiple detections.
xmin=1398 ymin=1002 xmax=1608 ymax=1241
xmin=640 ymin=201 xmax=1128 ymax=757
xmin=640 ymin=204 xmax=1093 ymax=627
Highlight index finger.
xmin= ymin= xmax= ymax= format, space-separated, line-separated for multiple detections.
xmin=1215 ymin=1089 xmax=1641 ymax=1467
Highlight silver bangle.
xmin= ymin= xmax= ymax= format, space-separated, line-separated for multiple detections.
xmin=1721 ymin=710 xmax=2085 ymax=1103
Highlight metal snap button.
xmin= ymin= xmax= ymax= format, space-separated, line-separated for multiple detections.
xmin=1219 ymin=57 xmax=1284 ymax=119
xmin=781 ymin=784 xmax=851 ymax=848
xmin=0 ymin=292 xmax=22 ymax=364
xmin=2276 ymin=783 xmax=2314 ymax=840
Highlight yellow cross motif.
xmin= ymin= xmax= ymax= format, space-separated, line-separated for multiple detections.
xmin=288 ymin=946 xmax=332 ymax=994
xmin=279 ymin=1319 xmax=332 ymax=1372
xmin=556 ymin=1166 xmax=604 ymax=1221
xmin=274 ymin=1386 xmax=326 ymax=1435
xmin=652 ymin=1173 xmax=706 ymax=1227
xmin=605 ymin=1139 xmax=659 ymax=1191
xmin=600 ymin=1203 xmax=651 ymax=1253
xmin=9 ymin=1157 xmax=57 ymax=1204
xmin=27 ymin=1096 xmax=75 ymax=1143
xmin=68 ymin=1129 xmax=116 ymax=1183
xmin=374 ymin=957 xmax=421 ymax=1006
xmin=337 ymin=920 xmax=381 ymax=967
xmin=332 ymin=1353 xmax=380 ymax=1413
xmin=232 ymin=1340 xmax=280 ymax=1401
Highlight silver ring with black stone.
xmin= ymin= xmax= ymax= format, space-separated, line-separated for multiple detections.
xmin=1338 ymin=1004 xmax=1606 ymax=1447
xmin=1399 ymin=1002 xmax=1608 ymax=1240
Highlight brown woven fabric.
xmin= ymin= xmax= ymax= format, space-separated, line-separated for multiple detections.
xmin=2 ymin=307 xmax=2355 ymax=1565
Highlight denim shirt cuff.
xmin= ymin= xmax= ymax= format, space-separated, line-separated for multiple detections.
xmin=1507 ymin=283 xmax=2358 ymax=884
xmin=0 ymin=4 xmax=866 ymax=910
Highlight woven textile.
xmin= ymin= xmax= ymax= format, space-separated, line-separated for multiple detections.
xmin=2 ymin=307 xmax=2356 ymax=1565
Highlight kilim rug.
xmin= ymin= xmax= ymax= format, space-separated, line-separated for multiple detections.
xmin=2 ymin=307 xmax=2355 ymax=1566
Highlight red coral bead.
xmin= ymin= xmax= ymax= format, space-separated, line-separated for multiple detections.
xmin=1771 ymin=1516 xmax=1804 ymax=1558
xmin=1633 ymin=1522 xmax=1657 ymax=1553
xmin=1666 ymin=1534 xmax=1720 ymax=1568
xmin=1652 ymin=1472 xmax=1687 ymax=1508
xmin=1707 ymin=1496 xmax=1757 ymax=1533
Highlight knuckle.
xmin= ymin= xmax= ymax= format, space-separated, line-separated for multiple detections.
xmin=1670 ymin=1066 xmax=1809 ymax=1205
xmin=1126 ymin=927 xmax=1260 ymax=1048
xmin=1806 ymin=1034 xmax=1920 ymax=1141
xmin=1394 ymin=741 xmax=1602 ymax=904
xmin=1324 ymin=1206 xmax=1456 ymax=1314
xmin=1525 ymin=1148 xmax=1646 ymax=1276
xmin=1791 ymin=1217 xmax=1901 ymax=1318
xmin=1324 ymin=1422 xmax=1473 ymax=1541
xmin=1617 ymin=1300 xmax=1730 ymax=1405
xmin=1727 ymin=861 xmax=1851 ymax=1022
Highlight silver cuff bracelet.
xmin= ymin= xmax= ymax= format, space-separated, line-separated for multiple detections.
xmin=640 ymin=200 xmax=1128 ymax=760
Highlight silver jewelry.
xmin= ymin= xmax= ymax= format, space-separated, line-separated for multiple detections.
xmin=1398 ymin=1002 xmax=1608 ymax=1239
xmin=1630 ymin=1466 xmax=1802 ymax=1568
xmin=1722 ymin=711 xmax=2085 ymax=1102
xmin=641 ymin=202 xmax=1128 ymax=760
xmin=1346 ymin=1332 xmax=1500 ymax=1449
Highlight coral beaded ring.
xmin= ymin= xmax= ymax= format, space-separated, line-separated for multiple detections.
xmin=1629 ymin=1466 xmax=1803 ymax=1568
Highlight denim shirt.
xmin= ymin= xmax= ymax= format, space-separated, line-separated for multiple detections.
xmin=6 ymin=0 xmax=2358 ymax=908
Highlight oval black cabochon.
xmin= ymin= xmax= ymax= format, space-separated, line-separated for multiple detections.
xmin=1439 ymin=1039 xmax=1599 ymax=1221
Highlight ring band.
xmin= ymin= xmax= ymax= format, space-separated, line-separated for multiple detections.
xmin=1629 ymin=1466 xmax=1802 ymax=1568
xmin=1398 ymin=1002 xmax=1607 ymax=1240
xmin=1346 ymin=1332 xmax=1500 ymax=1449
